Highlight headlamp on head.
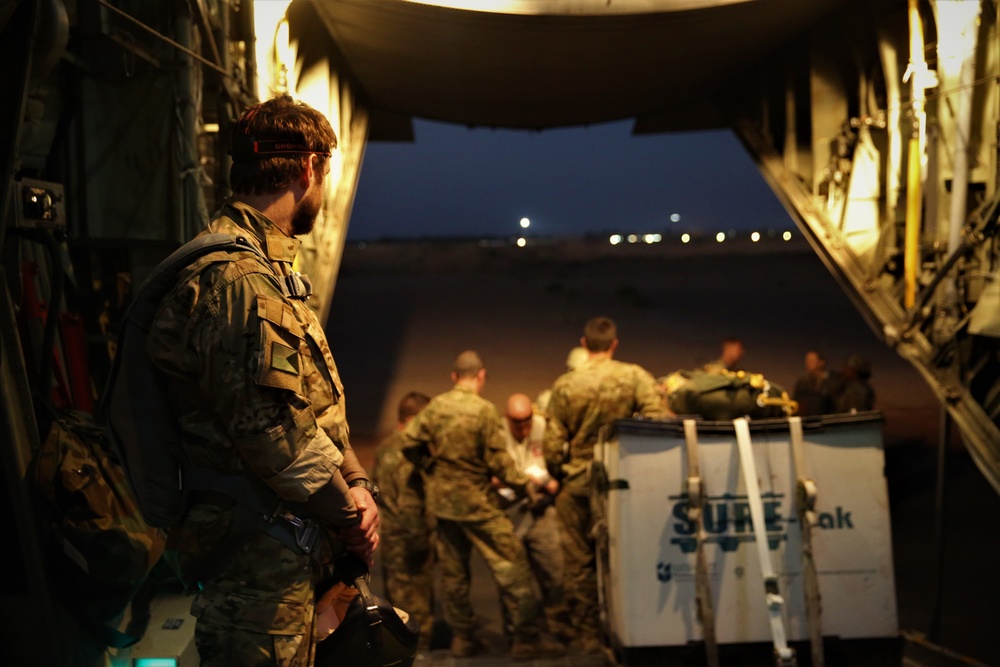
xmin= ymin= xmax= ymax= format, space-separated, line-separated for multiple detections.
xmin=229 ymin=134 xmax=333 ymax=163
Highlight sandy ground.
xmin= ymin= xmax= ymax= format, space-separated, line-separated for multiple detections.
xmin=327 ymin=237 xmax=999 ymax=665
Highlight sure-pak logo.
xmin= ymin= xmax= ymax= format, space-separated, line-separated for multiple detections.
xmin=668 ymin=492 xmax=855 ymax=553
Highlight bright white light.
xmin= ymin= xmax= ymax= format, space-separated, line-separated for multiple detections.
xmin=253 ymin=1 xmax=294 ymax=101
xmin=519 ymin=217 xmax=530 ymax=229
xmin=716 ymin=232 xmax=726 ymax=243
xmin=681 ymin=233 xmax=691 ymax=244
xmin=783 ymin=231 xmax=793 ymax=241
xmin=610 ymin=234 xmax=622 ymax=245
xmin=670 ymin=213 xmax=681 ymax=223
xmin=516 ymin=237 xmax=527 ymax=247
xmin=627 ymin=234 xmax=638 ymax=243
xmin=750 ymin=231 xmax=761 ymax=242
xmin=643 ymin=234 xmax=655 ymax=244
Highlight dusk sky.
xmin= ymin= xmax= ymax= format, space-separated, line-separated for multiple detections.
xmin=348 ymin=118 xmax=793 ymax=241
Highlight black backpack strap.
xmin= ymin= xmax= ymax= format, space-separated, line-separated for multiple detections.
xmin=354 ymin=574 xmax=383 ymax=653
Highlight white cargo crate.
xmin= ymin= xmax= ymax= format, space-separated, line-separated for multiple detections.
xmin=595 ymin=413 xmax=898 ymax=649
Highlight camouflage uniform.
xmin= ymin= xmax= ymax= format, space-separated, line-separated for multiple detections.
xmin=402 ymin=385 xmax=542 ymax=644
xmin=148 ymin=200 xmax=370 ymax=667
xmin=495 ymin=413 xmax=572 ymax=642
xmin=543 ymin=357 xmax=667 ymax=645
xmin=373 ymin=430 xmax=435 ymax=649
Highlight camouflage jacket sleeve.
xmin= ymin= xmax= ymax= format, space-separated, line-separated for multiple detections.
xmin=400 ymin=408 xmax=434 ymax=471
xmin=149 ymin=264 xmax=347 ymax=504
xmin=542 ymin=387 xmax=570 ymax=479
xmin=633 ymin=365 xmax=671 ymax=419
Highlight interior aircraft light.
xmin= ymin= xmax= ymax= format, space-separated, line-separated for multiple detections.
xmin=610 ymin=234 xmax=622 ymax=245
xmin=134 ymin=659 xmax=178 ymax=667
xmin=716 ymin=232 xmax=726 ymax=242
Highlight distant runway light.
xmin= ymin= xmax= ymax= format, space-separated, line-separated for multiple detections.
xmin=517 ymin=237 xmax=527 ymax=247
xmin=627 ymin=234 xmax=638 ymax=243
xmin=750 ymin=232 xmax=760 ymax=242
xmin=670 ymin=213 xmax=680 ymax=223
xmin=782 ymin=231 xmax=793 ymax=241
xmin=681 ymin=233 xmax=691 ymax=244
xmin=643 ymin=234 xmax=655 ymax=244
xmin=520 ymin=217 xmax=530 ymax=229
xmin=716 ymin=232 xmax=726 ymax=243
xmin=610 ymin=234 xmax=623 ymax=245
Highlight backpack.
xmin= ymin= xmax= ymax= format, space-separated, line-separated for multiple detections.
xmin=101 ymin=232 xmax=323 ymax=580
xmin=31 ymin=408 xmax=167 ymax=648
xmin=101 ymin=233 xmax=266 ymax=528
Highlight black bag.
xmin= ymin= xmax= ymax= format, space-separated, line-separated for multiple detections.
xmin=315 ymin=555 xmax=421 ymax=667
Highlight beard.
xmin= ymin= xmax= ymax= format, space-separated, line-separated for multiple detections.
xmin=290 ymin=182 xmax=323 ymax=236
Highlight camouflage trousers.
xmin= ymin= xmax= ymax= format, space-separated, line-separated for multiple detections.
xmin=554 ymin=484 xmax=601 ymax=643
xmin=435 ymin=514 xmax=542 ymax=643
xmin=195 ymin=619 xmax=314 ymax=667
xmin=381 ymin=530 xmax=436 ymax=649
xmin=500 ymin=504 xmax=572 ymax=640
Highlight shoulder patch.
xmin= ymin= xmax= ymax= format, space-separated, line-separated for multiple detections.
xmin=255 ymin=295 xmax=304 ymax=391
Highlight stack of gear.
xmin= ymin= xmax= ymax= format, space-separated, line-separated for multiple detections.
xmin=660 ymin=369 xmax=797 ymax=420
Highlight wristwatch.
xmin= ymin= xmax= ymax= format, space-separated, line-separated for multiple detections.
xmin=347 ymin=478 xmax=380 ymax=504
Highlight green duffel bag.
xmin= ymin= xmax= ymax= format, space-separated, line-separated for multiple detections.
xmin=660 ymin=369 xmax=795 ymax=420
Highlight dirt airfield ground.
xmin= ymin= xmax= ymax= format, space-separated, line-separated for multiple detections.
xmin=328 ymin=236 xmax=999 ymax=665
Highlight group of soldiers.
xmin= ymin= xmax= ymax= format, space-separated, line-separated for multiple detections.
xmin=372 ymin=326 xmax=880 ymax=660
xmin=373 ymin=316 xmax=669 ymax=659
xmin=792 ymin=348 xmax=876 ymax=417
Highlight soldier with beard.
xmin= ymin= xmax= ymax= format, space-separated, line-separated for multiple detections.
xmin=147 ymin=95 xmax=379 ymax=667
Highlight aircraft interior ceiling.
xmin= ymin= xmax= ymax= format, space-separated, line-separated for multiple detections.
xmin=295 ymin=0 xmax=848 ymax=130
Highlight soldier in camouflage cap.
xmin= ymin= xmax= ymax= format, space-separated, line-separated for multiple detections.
xmin=402 ymin=351 xmax=565 ymax=661
xmin=147 ymin=95 xmax=379 ymax=667
xmin=543 ymin=317 xmax=669 ymax=652
xmin=373 ymin=391 xmax=436 ymax=649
